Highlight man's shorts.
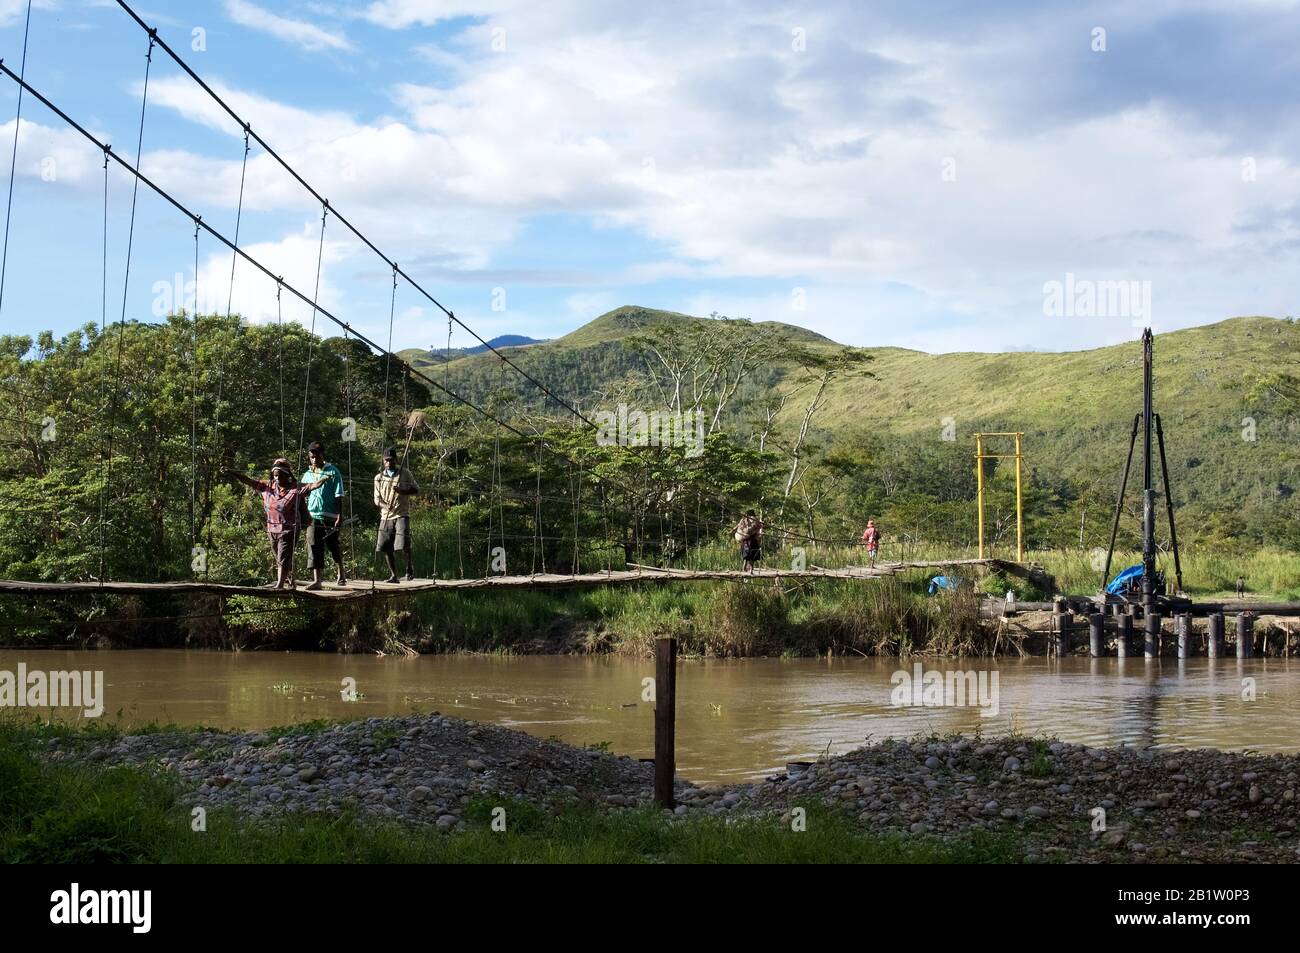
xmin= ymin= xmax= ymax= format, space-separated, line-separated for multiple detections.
xmin=307 ymin=518 xmax=343 ymax=569
xmin=376 ymin=516 xmax=411 ymax=553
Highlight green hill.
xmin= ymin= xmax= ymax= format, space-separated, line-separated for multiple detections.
xmin=399 ymin=309 xmax=1299 ymax=547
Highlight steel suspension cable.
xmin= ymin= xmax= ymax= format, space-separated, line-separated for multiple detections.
xmin=101 ymin=2 xmax=820 ymax=557
xmin=0 ymin=63 xmax=692 ymax=561
xmin=110 ymin=0 xmax=598 ymax=428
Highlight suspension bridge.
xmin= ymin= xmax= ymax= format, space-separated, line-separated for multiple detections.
xmin=0 ymin=0 xmax=1015 ymax=613
xmin=0 ymin=559 xmax=1006 ymax=603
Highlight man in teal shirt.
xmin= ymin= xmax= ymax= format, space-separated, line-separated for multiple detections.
xmin=303 ymin=440 xmax=347 ymax=590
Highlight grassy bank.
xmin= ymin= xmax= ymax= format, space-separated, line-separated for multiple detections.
xmin=0 ymin=720 xmax=1016 ymax=864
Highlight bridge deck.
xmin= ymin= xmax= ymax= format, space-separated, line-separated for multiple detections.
xmin=0 ymin=559 xmax=999 ymax=603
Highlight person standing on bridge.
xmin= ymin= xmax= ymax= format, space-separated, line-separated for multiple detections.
xmin=374 ymin=446 xmax=419 ymax=583
xmin=734 ymin=510 xmax=763 ymax=573
xmin=303 ymin=440 xmax=348 ymax=591
xmin=223 ymin=460 xmax=329 ymax=590
xmin=861 ymin=519 xmax=881 ymax=568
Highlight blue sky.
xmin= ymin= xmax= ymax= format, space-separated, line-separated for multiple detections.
xmin=0 ymin=0 xmax=1296 ymax=354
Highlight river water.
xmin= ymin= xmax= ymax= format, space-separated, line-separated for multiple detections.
xmin=3 ymin=650 xmax=1298 ymax=783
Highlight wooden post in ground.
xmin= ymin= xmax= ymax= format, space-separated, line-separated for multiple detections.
xmin=1144 ymin=612 xmax=1161 ymax=658
xmin=1117 ymin=614 xmax=1132 ymax=658
xmin=654 ymin=635 xmax=678 ymax=809
xmin=1207 ymin=612 xmax=1223 ymax=658
xmin=1053 ymin=598 xmax=1070 ymax=657
xmin=1236 ymin=614 xmax=1254 ymax=659
xmin=1175 ymin=613 xmax=1191 ymax=659
xmin=1088 ymin=613 xmax=1105 ymax=657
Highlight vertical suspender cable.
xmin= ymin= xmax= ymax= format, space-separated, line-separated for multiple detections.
xmin=102 ymin=32 xmax=155 ymax=582
xmin=190 ymin=216 xmax=200 ymax=558
xmin=531 ymin=436 xmax=541 ymax=575
xmin=211 ymin=125 xmax=249 ymax=481
xmin=343 ymin=328 xmax=355 ymax=578
xmin=382 ymin=264 xmax=397 ymax=438
xmin=0 ymin=0 xmax=33 ymax=319
xmin=275 ymin=278 xmax=285 ymax=455
xmin=96 ymin=147 xmax=109 ymax=584
xmin=297 ymin=201 xmax=328 ymax=461
xmin=225 ymin=127 xmax=249 ymax=317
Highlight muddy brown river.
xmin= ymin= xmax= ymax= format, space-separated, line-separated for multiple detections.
xmin=2 ymin=650 xmax=1298 ymax=783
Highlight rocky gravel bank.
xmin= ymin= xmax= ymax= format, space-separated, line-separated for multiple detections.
xmin=40 ymin=715 xmax=1300 ymax=862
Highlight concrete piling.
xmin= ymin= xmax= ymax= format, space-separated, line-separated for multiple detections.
xmin=1236 ymin=613 xmax=1254 ymax=659
xmin=1117 ymin=614 xmax=1132 ymax=658
xmin=1089 ymin=613 xmax=1105 ymax=658
xmin=1144 ymin=612 xmax=1161 ymax=658
xmin=1207 ymin=612 xmax=1223 ymax=658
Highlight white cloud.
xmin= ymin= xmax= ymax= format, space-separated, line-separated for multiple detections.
xmin=0 ymin=117 xmax=103 ymax=189
xmin=223 ymin=0 xmax=352 ymax=52
xmin=95 ymin=0 xmax=1300 ymax=351
xmin=0 ymin=0 xmax=56 ymax=28
xmin=145 ymin=75 xmax=360 ymax=149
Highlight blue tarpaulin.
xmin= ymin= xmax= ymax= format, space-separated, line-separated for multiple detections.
xmin=1106 ymin=564 xmax=1143 ymax=596
xmin=927 ymin=575 xmax=960 ymax=595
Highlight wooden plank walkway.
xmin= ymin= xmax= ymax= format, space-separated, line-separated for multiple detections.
xmin=0 ymin=558 xmax=999 ymax=603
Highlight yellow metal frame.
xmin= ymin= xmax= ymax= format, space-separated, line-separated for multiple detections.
xmin=975 ymin=432 xmax=1024 ymax=562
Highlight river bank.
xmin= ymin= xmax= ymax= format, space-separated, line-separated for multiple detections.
xmin=5 ymin=573 xmax=1300 ymax=658
xmin=8 ymin=714 xmax=1298 ymax=863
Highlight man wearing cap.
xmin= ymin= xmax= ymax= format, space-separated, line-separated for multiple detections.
xmin=303 ymin=440 xmax=347 ymax=590
xmin=374 ymin=446 xmax=419 ymax=583
xmin=223 ymin=459 xmax=329 ymax=589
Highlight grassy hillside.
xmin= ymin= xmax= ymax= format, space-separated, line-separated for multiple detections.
xmin=397 ymin=308 xmax=1298 ymax=548
xmin=821 ymin=316 xmax=1298 ymax=537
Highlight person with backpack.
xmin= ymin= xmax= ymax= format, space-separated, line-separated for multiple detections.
xmin=733 ymin=510 xmax=764 ymax=573
xmin=861 ymin=518 xmax=881 ymax=568
xmin=223 ymin=459 xmax=329 ymax=589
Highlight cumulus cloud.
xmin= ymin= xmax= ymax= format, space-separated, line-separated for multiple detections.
xmin=49 ymin=0 xmax=1300 ymax=350
xmin=223 ymin=0 xmax=353 ymax=52
xmin=0 ymin=117 xmax=104 ymax=189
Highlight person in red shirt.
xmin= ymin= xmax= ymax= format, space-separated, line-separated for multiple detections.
xmin=224 ymin=459 xmax=328 ymax=589
xmin=861 ymin=519 xmax=881 ymax=568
